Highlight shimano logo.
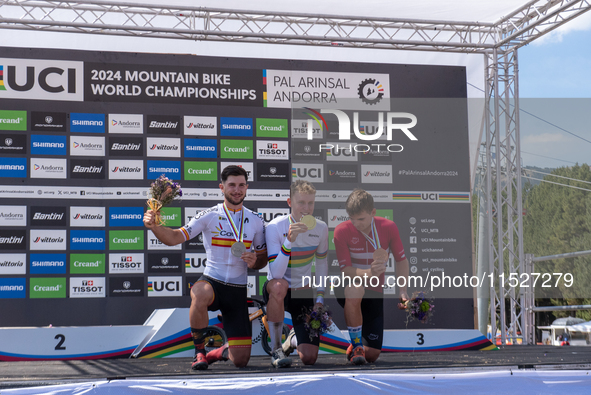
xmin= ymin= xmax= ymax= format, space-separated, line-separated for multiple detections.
xmin=187 ymin=146 xmax=215 ymax=151
xmin=149 ymin=167 xmax=179 ymax=173
xmin=32 ymin=142 xmax=65 ymax=148
xmin=0 ymin=285 xmax=24 ymax=291
xmin=72 ymin=120 xmax=104 ymax=126
xmin=222 ymin=124 xmax=251 ymax=130
xmin=111 ymin=214 xmax=142 ymax=220
xmin=0 ymin=164 xmax=25 ymax=171
xmin=72 ymin=237 xmax=104 ymax=243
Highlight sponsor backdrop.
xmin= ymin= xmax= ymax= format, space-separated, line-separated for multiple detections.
xmin=0 ymin=47 xmax=472 ymax=330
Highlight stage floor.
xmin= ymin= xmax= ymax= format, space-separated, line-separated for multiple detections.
xmin=1 ymin=346 xmax=591 ymax=389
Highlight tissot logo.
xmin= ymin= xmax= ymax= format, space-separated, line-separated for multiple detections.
xmin=0 ymin=253 xmax=26 ymax=275
xmin=291 ymin=163 xmax=324 ymax=182
xmin=184 ymin=138 xmax=217 ymax=158
xmin=147 ymin=160 xmax=180 ymax=180
xmin=220 ymin=117 xmax=253 ymax=137
xmin=257 ymin=162 xmax=289 ymax=183
xmin=148 ymin=276 xmax=182 ymax=297
xmin=0 ymin=58 xmax=83 ymax=101
xmin=109 ymin=253 xmax=144 ymax=274
xmin=30 ymin=158 xmax=67 ymax=179
xmin=256 ymin=208 xmax=290 ymax=224
xmin=0 ymin=278 xmax=26 ymax=299
xmin=30 ymin=206 xmax=67 ymax=227
xmin=30 ymin=135 xmax=67 ymax=155
xmin=0 ymin=134 xmax=26 ymax=154
xmin=70 ymin=113 xmax=105 ymax=133
xmin=70 ymin=159 xmax=106 ymax=179
xmin=70 ymin=277 xmax=106 ymax=298
xmin=148 ymin=253 xmax=182 ymax=273
xmin=109 ymin=277 xmax=144 ymax=297
xmin=70 ymin=230 xmax=106 ymax=250
xmin=70 ymin=206 xmax=105 ymax=227
xmin=0 ymin=229 xmax=26 ymax=250
xmin=184 ymin=116 xmax=217 ymax=136
xmin=108 ymin=136 xmax=143 ymax=156
xmin=291 ymin=118 xmax=323 ymax=139
xmin=220 ymin=161 xmax=254 ymax=181
xmin=0 ymin=158 xmax=26 ymax=178
xmin=0 ymin=205 xmax=27 ymax=226
xmin=361 ymin=164 xmax=393 ymax=184
xmin=30 ymin=229 xmax=67 ymax=250
xmin=70 ymin=136 xmax=105 ymax=156
xmin=109 ymin=207 xmax=144 ymax=227
xmin=108 ymin=160 xmax=144 ymax=180
xmin=256 ymin=140 xmax=289 ymax=160
xmin=108 ymin=114 xmax=143 ymax=134
xmin=146 ymin=137 xmax=181 ymax=158
xmin=30 ymin=253 xmax=67 ymax=274
xmin=185 ymin=253 xmax=208 ymax=273
xmin=147 ymin=115 xmax=180 ymax=134
xmin=31 ymin=111 xmax=67 ymax=131
xmin=148 ymin=230 xmax=182 ymax=250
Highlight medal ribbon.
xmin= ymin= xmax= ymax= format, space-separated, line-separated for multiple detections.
xmin=361 ymin=218 xmax=381 ymax=250
xmin=222 ymin=203 xmax=245 ymax=243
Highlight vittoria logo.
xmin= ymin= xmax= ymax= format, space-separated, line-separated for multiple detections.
xmin=184 ymin=116 xmax=217 ymax=136
xmin=108 ymin=160 xmax=144 ymax=180
xmin=146 ymin=137 xmax=181 ymax=158
xmin=30 ymin=229 xmax=67 ymax=250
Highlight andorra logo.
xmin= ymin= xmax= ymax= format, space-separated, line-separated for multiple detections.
xmin=357 ymin=78 xmax=385 ymax=105
xmin=73 ymin=142 xmax=80 ymax=148
xmin=112 ymin=120 xmax=118 ymax=126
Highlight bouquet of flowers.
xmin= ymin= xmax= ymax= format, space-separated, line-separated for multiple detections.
xmin=300 ymin=305 xmax=333 ymax=341
xmin=405 ymin=291 xmax=435 ymax=325
xmin=147 ymin=175 xmax=182 ymax=225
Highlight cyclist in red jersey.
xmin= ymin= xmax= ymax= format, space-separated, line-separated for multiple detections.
xmin=334 ymin=189 xmax=409 ymax=365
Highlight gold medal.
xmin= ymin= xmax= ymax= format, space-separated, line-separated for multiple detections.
xmin=231 ymin=241 xmax=247 ymax=257
xmin=301 ymin=215 xmax=317 ymax=230
xmin=372 ymin=247 xmax=388 ymax=262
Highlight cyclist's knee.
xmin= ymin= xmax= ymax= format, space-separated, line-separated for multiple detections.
xmin=267 ymin=279 xmax=288 ymax=298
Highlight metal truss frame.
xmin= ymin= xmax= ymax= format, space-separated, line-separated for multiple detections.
xmin=1 ymin=0 xmax=591 ymax=345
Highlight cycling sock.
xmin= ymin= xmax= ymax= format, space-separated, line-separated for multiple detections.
xmin=191 ymin=327 xmax=207 ymax=355
xmin=269 ymin=321 xmax=283 ymax=351
xmin=347 ymin=325 xmax=363 ymax=348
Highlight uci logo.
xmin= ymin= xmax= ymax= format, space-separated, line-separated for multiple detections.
xmin=0 ymin=59 xmax=83 ymax=101
xmin=294 ymin=167 xmax=322 ymax=179
xmin=421 ymin=193 xmax=439 ymax=201
xmin=190 ymin=257 xmax=207 ymax=268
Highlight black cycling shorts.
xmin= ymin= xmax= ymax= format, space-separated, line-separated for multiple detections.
xmin=335 ymin=286 xmax=384 ymax=350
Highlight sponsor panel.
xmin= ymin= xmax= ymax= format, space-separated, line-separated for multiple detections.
xmin=30 ymin=229 xmax=66 ymax=250
xmin=0 ymin=58 xmax=83 ymax=101
xmin=0 ymin=134 xmax=26 ymax=154
xmin=0 ymin=278 xmax=26 ymax=299
xmin=109 ymin=207 xmax=144 ymax=227
xmin=256 ymin=118 xmax=288 ymax=138
xmin=324 ymin=143 xmax=358 ymax=162
xmin=30 ymin=277 xmax=66 ymax=299
xmin=184 ymin=115 xmax=217 ymax=136
xmin=0 ymin=157 xmax=26 ymax=178
xmin=0 ymin=110 xmax=26 ymax=131
xmin=108 ymin=114 xmax=143 ymax=134
xmin=220 ymin=117 xmax=253 ymax=137
xmin=147 ymin=160 xmax=181 ymax=180
xmin=109 ymin=230 xmax=144 ymax=251
xmin=70 ymin=136 xmax=106 ymax=156
xmin=30 ymin=158 xmax=67 ymax=179
xmin=184 ymin=207 xmax=208 ymax=223
xmin=70 ymin=113 xmax=105 ymax=133
xmin=70 ymin=253 xmax=106 ymax=274
xmin=185 ymin=253 xmax=208 ymax=273
xmin=375 ymin=209 xmax=394 ymax=221
xmin=291 ymin=118 xmax=323 ymax=139
xmin=257 ymin=207 xmax=290 ymax=224
xmin=148 ymin=253 xmax=182 ymax=273
xmin=30 ymin=253 xmax=67 ymax=274
xmin=69 ymin=159 xmax=106 ymax=179
xmin=147 ymin=230 xmax=182 ymax=250
xmin=256 ymin=162 xmax=289 ymax=183
xmin=0 ymin=229 xmax=27 ymax=250
xmin=30 ymin=135 xmax=67 ymax=155
xmin=184 ymin=161 xmax=217 ymax=181
xmin=29 ymin=206 xmax=67 ymax=227
xmin=70 ymin=206 xmax=106 ymax=227
xmin=184 ymin=138 xmax=217 ymax=158
xmin=109 ymin=253 xmax=144 ymax=274
xmin=327 ymin=164 xmax=359 ymax=184
xmin=292 ymin=141 xmax=323 ymax=161
xmin=147 ymin=115 xmax=180 ymax=135
xmin=159 ymin=207 xmax=181 ymax=227
xmin=109 ymin=136 xmax=143 ymax=156
xmin=256 ymin=140 xmax=289 ymax=160
xmin=70 ymin=230 xmax=106 ymax=250
xmin=109 ymin=277 xmax=144 ymax=297
xmin=146 ymin=137 xmax=181 ymax=158
xmin=327 ymin=209 xmax=349 ymax=228
xmin=361 ymin=164 xmax=393 ymax=184
xmin=291 ymin=163 xmax=324 ymax=183
xmin=31 ymin=111 xmax=67 ymax=132
xmin=148 ymin=276 xmax=182 ymax=297
xmin=109 ymin=159 xmax=144 ymax=180
xmin=0 ymin=205 xmax=26 ymax=226
xmin=220 ymin=161 xmax=254 ymax=181
xmin=70 ymin=277 xmax=106 ymax=298
xmin=220 ymin=139 xmax=253 ymax=159
xmin=0 ymin=253 xmax=26 ymax=275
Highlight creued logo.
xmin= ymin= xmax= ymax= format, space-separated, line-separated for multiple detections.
xmin=184 ymin=115 xmax=217 ymax=136
xmin=70 ymin=136 xmax=105 ymax=156
xmin=109 ymin=230 xmax=144 ymax=250
xmin=0 ymin=58 xmax=83 ymax=101
xmin=146 ymin=137 xmax=181 ymax=157
xmin=108 ymin=160 xmax=144 ymax=180
xmin=108 ymin=114 xmax=143 ymax=134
